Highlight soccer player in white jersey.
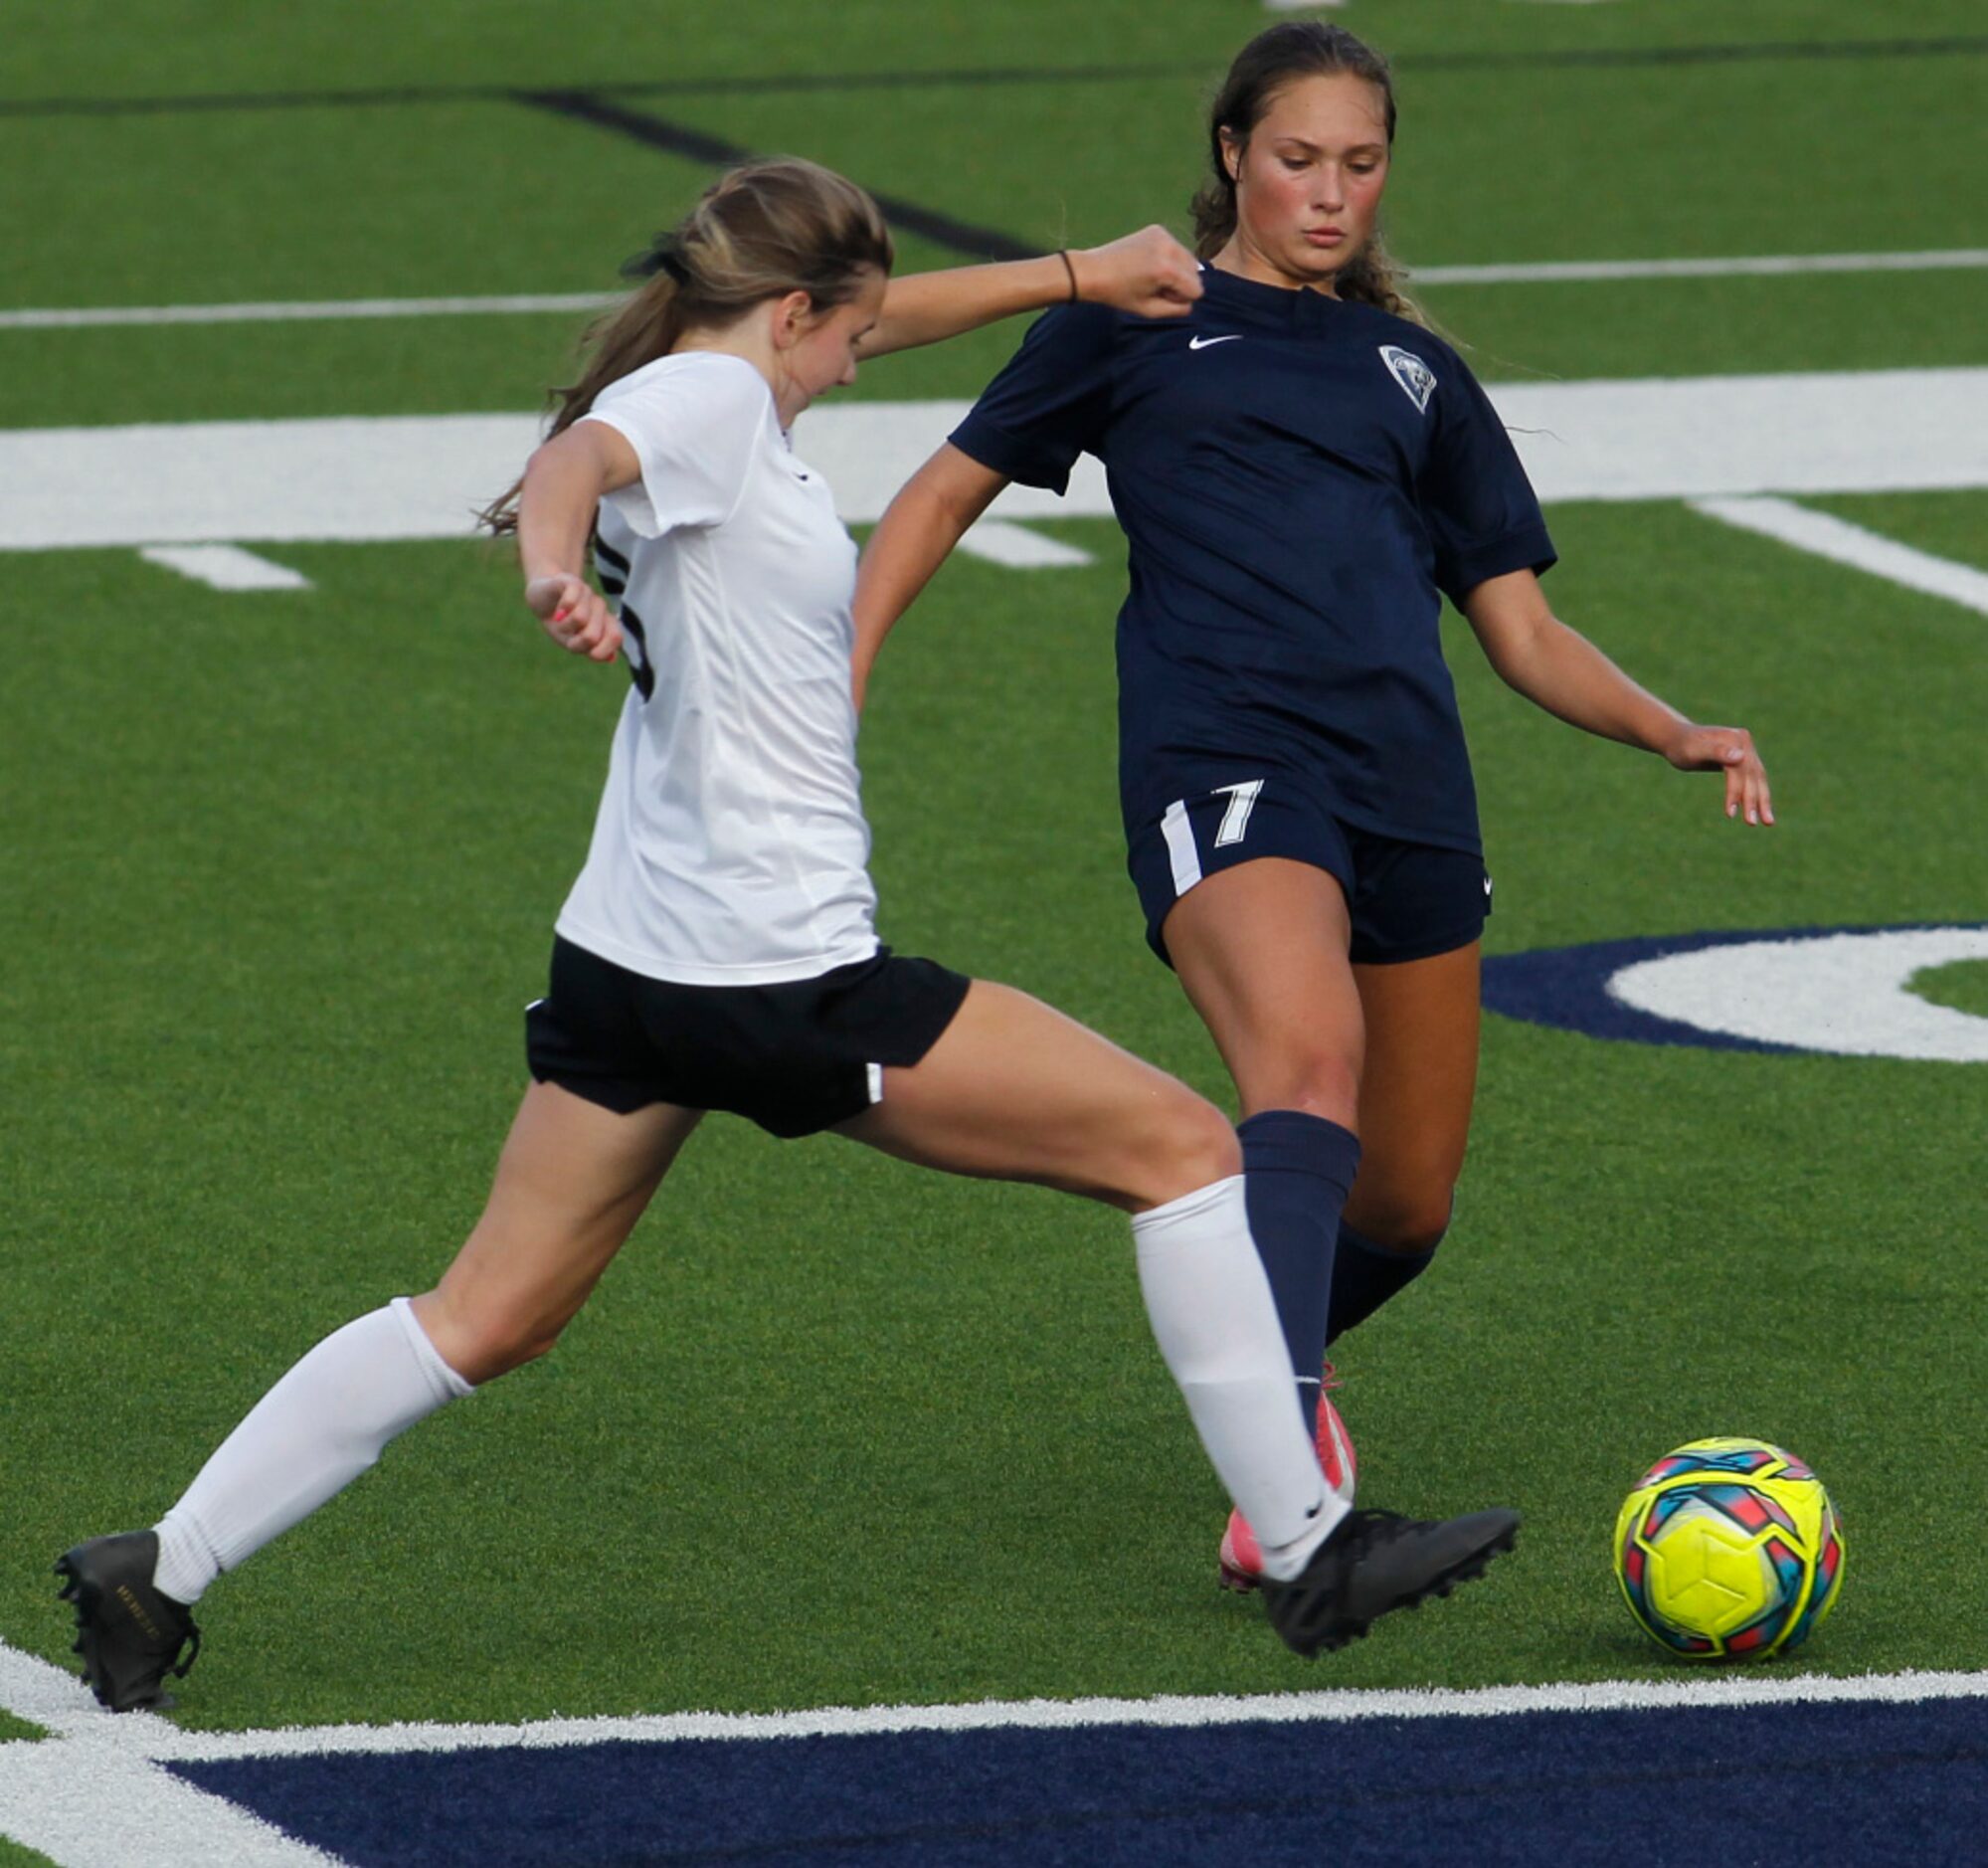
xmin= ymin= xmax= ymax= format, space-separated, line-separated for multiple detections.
xmin=58 ymin=158 xmax=1517 ymax=1713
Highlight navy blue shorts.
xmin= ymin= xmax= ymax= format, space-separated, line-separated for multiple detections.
xmin=1126 ymin=776 xmax=1490 ymax=968
xmin=526 ymin=937 xmax=972 ymax=1139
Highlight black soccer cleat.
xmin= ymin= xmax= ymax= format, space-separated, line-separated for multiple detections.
xmin=1261 ymin=1506 xmax=1520 ymax=1658
xmin=55 ymin=1531 xmax=201 ymax=1712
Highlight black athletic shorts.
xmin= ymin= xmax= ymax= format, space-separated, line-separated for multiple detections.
xmin=525 ymin=937 xmax=972 ymax=1139
xmin=1127 ymin=776 xmax=1491 ymax=968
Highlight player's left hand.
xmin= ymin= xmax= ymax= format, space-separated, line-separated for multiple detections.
xmin=1666 ymin=723 xmax=1774 ymax=827
xmin=1070 ymin=226 xmax=1204 ymax=318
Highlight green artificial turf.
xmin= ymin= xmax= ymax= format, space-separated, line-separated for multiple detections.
xmin=2 ymin=504 xmax=1982 ymax=1732
xmin=1912 ymin=961 xmax=1988 ymax=1018
xmin=1 ymin=0 xmax=1984 ymax=1756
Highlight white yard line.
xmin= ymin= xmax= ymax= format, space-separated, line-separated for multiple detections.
xmin=139 ymin=1666 xmax=1988 ymax=1762
xmin=3 ymin=1634 xmax=1985 ymax=1767
xmin=954 ymin=518 xmax=1094 ymax=567
xmin=1691 ymin=495 xmax=1988 ymax=618
xmin=0 ymin=292 xmax=616 ymax=331
xmin=140 ymin=545 xmax=312 ymax=591
xmin=5 ymin=1630 xmax=1984 ymax=1867
xmin=4 ymin=251 xmax=1986 ymax=330
xmin=1414 ymin=248 xmax=1988 ymax=286
xmin=2 ymin=368 xmax=1983 ymax=558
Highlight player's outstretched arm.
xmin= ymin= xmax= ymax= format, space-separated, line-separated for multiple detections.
xmin=516 ymin=422 xmax=643 ymax=664
xmin=1463 ymin=567 xmax=1774 ymax=826
xmin=861 ymin=226 xmax=1201 ymax=359
xmin=851 ymin=443 xmax=1010 ymax=709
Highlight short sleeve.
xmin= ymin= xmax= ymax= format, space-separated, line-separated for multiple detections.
xmin=1420 ymin=348 xmax=1557 ymax=607
xmin=949 ymin=302 xmax=1118 ymax=494
xmin=581 ymin=353 xmax=767 ymax=539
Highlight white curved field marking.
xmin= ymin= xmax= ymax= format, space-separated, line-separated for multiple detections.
xmin=1608 ymin=927 xmax=1988 ymax=1061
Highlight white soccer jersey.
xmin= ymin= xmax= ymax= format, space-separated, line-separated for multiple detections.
xmin=553 ymin=350 xmax=880 ymax=986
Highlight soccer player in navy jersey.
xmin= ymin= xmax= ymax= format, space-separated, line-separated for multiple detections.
xmin=853 ymin=23 xmax=1774 ymax=1588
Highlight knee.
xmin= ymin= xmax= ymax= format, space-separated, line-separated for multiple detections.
xmin=1345 ymin=1196 xmax=1452 ymax=1257
xmin=1131 ymin=1090 xmax=1242 ymax=1209
xmin=1251 ymin=1050 xmax=1361 ymax=1130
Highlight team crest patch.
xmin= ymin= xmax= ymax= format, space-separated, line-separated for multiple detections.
xmin=1379 ymin=344 xmax=1436 ymax=414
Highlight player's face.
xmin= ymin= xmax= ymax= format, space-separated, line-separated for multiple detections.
xmin=1222 ymin=73 xmax=1390 ymax=292
xmin=781 ymin=268 xmax=888 ymax=418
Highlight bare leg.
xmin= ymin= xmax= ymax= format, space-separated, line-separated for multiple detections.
xmin=1317 ymin=942 xmax=1482 ymax=1347
xmin=1161 ymin=858 xmax=1365 ymax=1125
xmin=415 ymin=1081 xmax=703 ymax=1384
xmin=835 ymin=979 xmax=1239 ymax=1210
xmin=1346 ymin=944 xmax=1480 ymax=1248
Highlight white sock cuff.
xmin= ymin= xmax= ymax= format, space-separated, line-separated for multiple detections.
xmin=390 ymin=1296 xmax=475 ymax=1401
xmin=152 ymin=1507 xmax=222 ymax=1605
xmin=1131 ymin=1174 xmax=1245 ymax=1245
xmin=1258 ymin=1492 xmax=1351 ymax=1583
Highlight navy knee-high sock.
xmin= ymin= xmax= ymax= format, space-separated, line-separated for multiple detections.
xmin=1326 ymin=1220 xmax=1438 ymax=1346
xmin=1238 ymin=1111 xmax=1361 ymax=1439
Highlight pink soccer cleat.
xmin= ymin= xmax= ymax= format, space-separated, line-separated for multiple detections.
xmin=1218 ymin=1367 xmax=1357 ymax=1593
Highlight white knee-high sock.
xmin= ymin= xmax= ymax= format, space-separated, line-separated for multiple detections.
xmin=1133 ymin=1177 xmax=1348 ymax=1581
xmin=151 ymin=1298 xmax=473 ymax=1604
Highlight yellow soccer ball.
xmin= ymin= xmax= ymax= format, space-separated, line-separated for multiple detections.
xmin=1613 ymin=1438 xmax=1844 ymax=1660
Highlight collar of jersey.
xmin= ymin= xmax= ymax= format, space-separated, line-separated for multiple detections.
xmin=1197 ymin=266 xmax=1351 ymax=331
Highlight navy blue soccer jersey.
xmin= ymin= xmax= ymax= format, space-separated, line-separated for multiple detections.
xmin=948 ymin=267 xmax=1556 ymax=855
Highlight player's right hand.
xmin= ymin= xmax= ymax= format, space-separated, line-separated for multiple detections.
xmin=526 ymin=572 xmax=623 ymax=662
xmin=1071 ymin=226 xmax=1204 ymax=318
xmin=1666 ymin=722 xmax=1774 ymax=827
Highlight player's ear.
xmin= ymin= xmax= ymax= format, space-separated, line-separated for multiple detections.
xmin=770 ymin=289 xmax=813 ymax=351
xmin=1219 ymin=128 xmax=1243 ymax=184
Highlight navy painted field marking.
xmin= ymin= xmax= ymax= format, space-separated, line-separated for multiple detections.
xmin=6 ymin=1631 xmax=1987 ymax=1866
xmin=5 ymin=36 xmax=1987 ymax=120
xmin=1484 ymin=924 xmax=1988 ymax=1059
xmin=165 ymin=1697 xmax=1988 ymax=1866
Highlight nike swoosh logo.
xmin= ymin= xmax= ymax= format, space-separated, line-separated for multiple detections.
xmin=1188 ymin=334 xmax=1241 ymax=350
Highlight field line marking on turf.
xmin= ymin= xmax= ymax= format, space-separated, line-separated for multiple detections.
xmin=6 ymin=251 xmax=1988 ymax=329
xmin=0 ymin=293 xmax=618 ymax=330
xmin=74 ymin=1669 xmax=1988 ymax=1764
xmin=140 ymin=545 xmax=312 ymax=591
xmin=2 ymin=369 xmax=1983 ymax=555
xmin=1691 ymin=495 xmax=1988 ymax=618
xmin=955 ymin=519 xmax=1094 ymax=567
xmin=1413 ymin=247 xmax=1988 ymax=285
xmin=0 ymin=1642 xmax=344 ymax=1868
